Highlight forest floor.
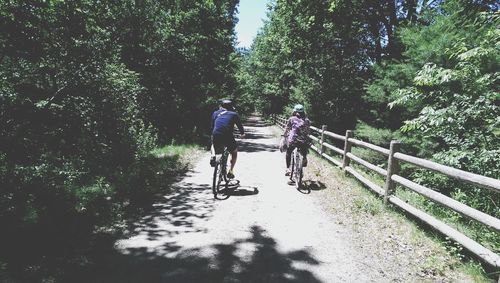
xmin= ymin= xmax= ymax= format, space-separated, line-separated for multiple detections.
xmin=79 ymin=116 xmax=486 ymax=282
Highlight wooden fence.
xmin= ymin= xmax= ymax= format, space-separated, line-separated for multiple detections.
xmin=272 ymin=114 xmax=500 ymax=270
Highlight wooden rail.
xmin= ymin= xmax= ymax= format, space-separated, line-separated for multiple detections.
xmin=271 ymin=114 xmax=500 ymax=270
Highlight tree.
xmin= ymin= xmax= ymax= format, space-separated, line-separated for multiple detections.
xmin=243 ymin=0 xmax=373 ymax=132
xmin=0 ymin=0 xmax=240 ymax=279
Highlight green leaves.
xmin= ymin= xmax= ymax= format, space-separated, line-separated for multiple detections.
xmin=362 ymin=2 xmax=499 ymax=237
xmin=0 ymin=0 xmax=239 ymax=266
xmin=414 ymin=64 xmax=455 ymax=86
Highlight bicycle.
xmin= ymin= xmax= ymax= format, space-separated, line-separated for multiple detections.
xmin=212 ymin=146 xmax=230 ymax=198
xmin=289 ymin=147 xmax=304 ymax=189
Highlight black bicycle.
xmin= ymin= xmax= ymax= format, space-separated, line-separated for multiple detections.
xmin=289 ymin=147 xmax=304 ymax=189
xmin=212 ymin=147 xmax=230 ymax=198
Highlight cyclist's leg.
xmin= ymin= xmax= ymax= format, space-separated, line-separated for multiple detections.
xmin=211 ymin=135 xmax=223 ymax=166
xmin=285 ymin=144 xmax=296 ymax=175
xmin=229 ymin=150 xmax=237 ymax=171
xmin=210 ymin=135 xmax=215 ymax=155
xmin=213 ymin=135 xmax=225 ymax=154
xmin=226 ymin=135 xmax=238 ymax=178
xmin=299 ymin=143 xmax=309 ymax=166
xmin=286 ymin=144 xmax=296 ymax=168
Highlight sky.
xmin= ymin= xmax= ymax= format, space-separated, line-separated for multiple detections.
xmin=235 ymin=0 xmax=269 ymax=49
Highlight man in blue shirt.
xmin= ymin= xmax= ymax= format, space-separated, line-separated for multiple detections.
xmin=210 ymin=99 xmax=245 ymax=179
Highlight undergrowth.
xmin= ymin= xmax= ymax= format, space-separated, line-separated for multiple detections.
xmin=0 ymin=144 xmax=202 ymax=283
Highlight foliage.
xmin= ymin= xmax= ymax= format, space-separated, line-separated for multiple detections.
xmin=242 ymin=0 xmax=380 ymax=132
xmin=390 ymin=8 xmax=499 ymax=211
xmin=364 ymin=1 xmax=499 ymax=255
xmin=0 ymin=0 xmax=238 ymax=280
xmin=351 ymin=122 xmax=399 ymax=166
xmin=115 ymin=0 xmax=240 ymax=144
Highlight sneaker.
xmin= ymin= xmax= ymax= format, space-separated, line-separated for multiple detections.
xmin=285 ymin=169 xmax=291 ymax=176
xmin=210 ymin=156 xmax=216 ymax=167
xmin=302 ymin=156 xmax=308 ymax=167
xmin=227 ymin=170 xmax=235 ymax=179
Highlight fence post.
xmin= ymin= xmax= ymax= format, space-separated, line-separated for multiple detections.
xmin=342 ymin=130 xmax=353 ymax=170
xmin=384 ymin=140 xmax=401 ymax=203
xmin=320 ymin=125 xmax=327 ymax=155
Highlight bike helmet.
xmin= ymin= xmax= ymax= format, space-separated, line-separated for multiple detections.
xmin=293 ymin=104 xmax=305 ymax=113
xmin=220 ymin=99 xmax=234 ymax=110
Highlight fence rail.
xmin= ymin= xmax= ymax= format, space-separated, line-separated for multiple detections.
xmin=271 ymin=114 xmax=500 ymax=269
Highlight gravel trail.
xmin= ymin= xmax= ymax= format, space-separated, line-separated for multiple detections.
xmin=113 ymin=116 xmax=387 ymax=283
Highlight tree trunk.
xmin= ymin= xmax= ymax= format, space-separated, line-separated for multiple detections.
xmin=406 ymin=0 xmax=417 ymax=23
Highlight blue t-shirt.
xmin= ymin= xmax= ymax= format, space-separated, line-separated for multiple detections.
xmin=211 ymin=109 xmax=244 ymax=136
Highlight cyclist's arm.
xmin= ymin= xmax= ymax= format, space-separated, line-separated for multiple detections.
xmin=305 ymin=119 xmax=312 ymax=144
xmin=210 ymin=112 xmax=217 ymax=132
xmin=235 ymin=114 xmax=245 ymax=135
xmin=305 ymin=119 xmax=311 ymax=135
xmin=284 ymin=117 xmax=292 ymax=136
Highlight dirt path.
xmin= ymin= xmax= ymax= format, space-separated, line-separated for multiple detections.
xmin=106 ymin=116 xmax=390 ymax=283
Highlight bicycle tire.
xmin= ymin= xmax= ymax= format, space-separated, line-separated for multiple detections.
xmin=221 ymin=150 xmax=230 ymax=190
xmin=294 ymin=150 xmax=303 ymax=189
xmin=214 ymin=149 xmax=230 ymax=196
xmin=217 ymin=165 xmax=224 ymax=193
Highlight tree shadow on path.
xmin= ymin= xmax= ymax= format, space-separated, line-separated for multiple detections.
xmin=123 ymin=181 xmax=215 ymax=241
xmin=69 ymin=225 xmax=323 ymax=283
xmin=63 ymin=166 xmax=323 ymax=282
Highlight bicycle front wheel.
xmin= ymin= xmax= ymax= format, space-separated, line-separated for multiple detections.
xmin=212 ymin=162 xmax=220 ymax=197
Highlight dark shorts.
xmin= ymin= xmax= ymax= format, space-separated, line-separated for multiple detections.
xmin=212 ymin=134 xmax=237 ymax=154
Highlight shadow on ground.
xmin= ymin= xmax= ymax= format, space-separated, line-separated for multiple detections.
xmin=243 ymin=117 xmax=273 ymax=128
xmin=67 ymin=225 xmax=322 ymax=283
xmin=303 ymin=180 xmax=326 ymax=191
xmin=242 ymin=128 xmax=274 ymax=140
xmin=218 ymin=184 xmax=259 ymax=198
xmin=228 ymin=185 xmax=259 ymax=196
xmin=238 ymin=140 xmax=278 ymax=153
xmin=123 ymin=181 xmax=215 ymax=241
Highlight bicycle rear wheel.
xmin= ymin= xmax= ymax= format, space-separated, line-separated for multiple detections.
xmin=294 ymin=151 xmax=303 ymax=189
xmin=220 ymin=151 xmax=229 ymax=191
xmin=213 ymin=150 xmax=230 ymax=198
